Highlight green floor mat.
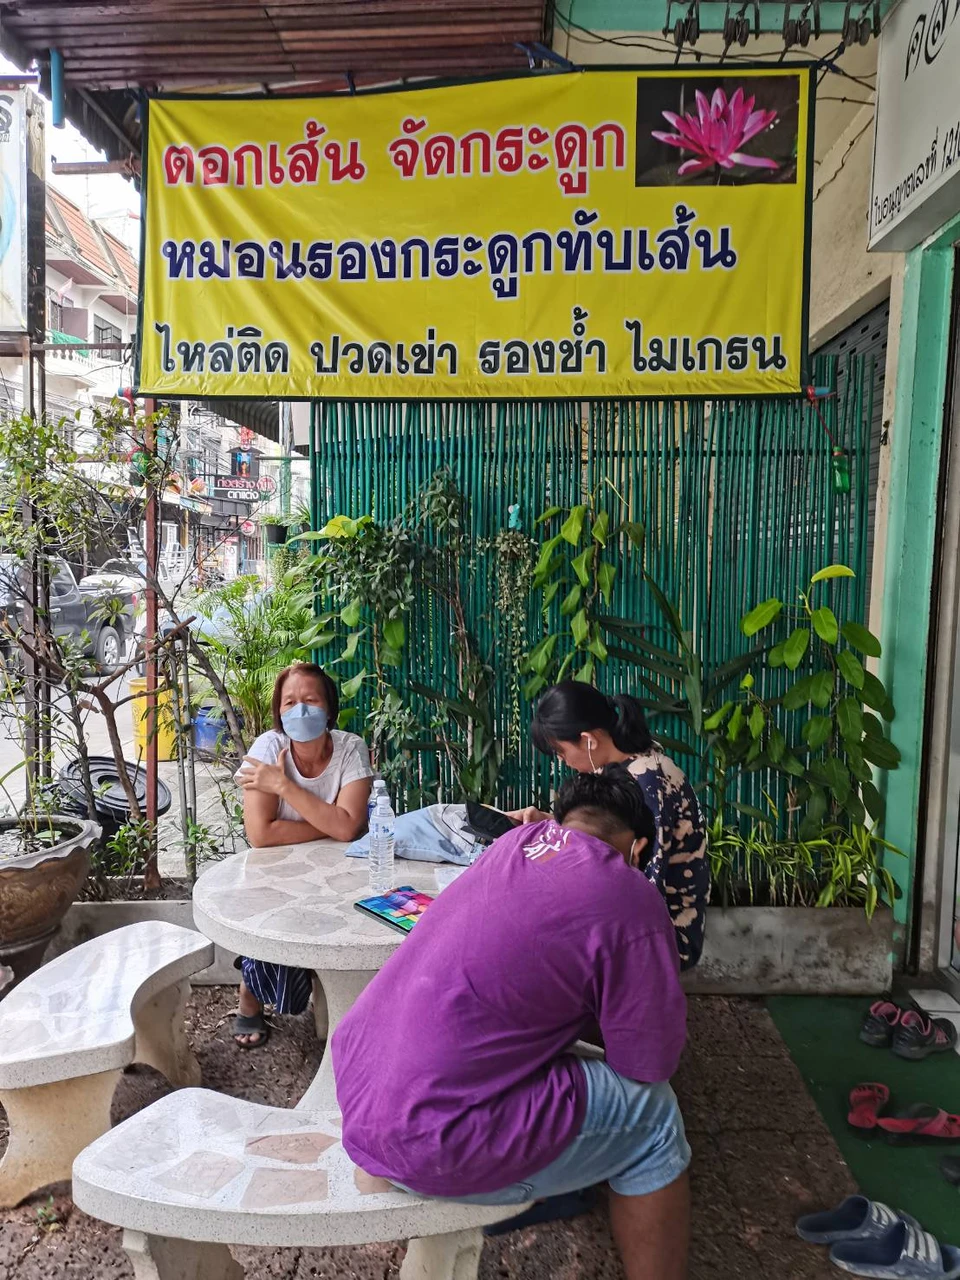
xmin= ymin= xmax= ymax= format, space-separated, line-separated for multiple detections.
xmin=768 ymin=996 xmax=960 ymax=1243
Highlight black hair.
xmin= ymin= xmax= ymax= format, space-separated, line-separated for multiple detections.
xmin=272 ymin=663 xmax=340 ymax=732
xmin=553 ymin=767 xmax=657 ymax=858
xmin=531 ymin=681 xmax=653 ymax=756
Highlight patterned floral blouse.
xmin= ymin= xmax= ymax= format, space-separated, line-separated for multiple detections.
xmin=625 ymin=749 xmax=709 ymax=970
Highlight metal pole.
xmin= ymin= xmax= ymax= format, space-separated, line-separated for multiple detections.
xmin=143 ymin=396 xmax=161 ymax=886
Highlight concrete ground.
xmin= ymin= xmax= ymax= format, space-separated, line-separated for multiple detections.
xmin=0 ymin=993 xmax=854 ymax=1280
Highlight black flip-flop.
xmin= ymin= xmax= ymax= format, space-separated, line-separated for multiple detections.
xmin=233 ymin=1013 xmax=271 ymax=1050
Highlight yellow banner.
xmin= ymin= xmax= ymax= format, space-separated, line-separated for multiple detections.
xmin=140 ymin=68 xmax=812 ymax=399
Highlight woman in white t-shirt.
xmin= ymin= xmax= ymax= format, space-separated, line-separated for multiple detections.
xmin=232 ymin=662 xmax=373 ymax=1048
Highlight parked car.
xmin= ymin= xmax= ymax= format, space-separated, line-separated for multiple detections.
xmin=79 ymin=557 xmax=145 ymax=603
xmin=0 ymin=555 xmax=136 ymax=674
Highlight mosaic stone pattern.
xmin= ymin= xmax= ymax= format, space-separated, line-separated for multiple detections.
xmin=0 ymin=921 xmax=213 ymax=1089
xmin=192 ymin=841 xmax=438 ymax=971
xmin=72 ymin=1088 xmax=514 ymax=1247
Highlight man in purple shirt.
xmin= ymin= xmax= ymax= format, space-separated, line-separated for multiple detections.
xmin=333 ymin=771 xmax=690 ymax=1280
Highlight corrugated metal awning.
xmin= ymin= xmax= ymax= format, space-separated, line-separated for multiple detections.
xmin=0 ymin=1 xmax=550 ymax=162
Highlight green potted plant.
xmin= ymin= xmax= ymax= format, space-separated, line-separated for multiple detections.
xmin=260 ymin=513 xmax=290 ymax=547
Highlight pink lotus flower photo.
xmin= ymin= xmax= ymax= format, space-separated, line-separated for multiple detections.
xmin=651 ymin=86 xmax=780 ymax=179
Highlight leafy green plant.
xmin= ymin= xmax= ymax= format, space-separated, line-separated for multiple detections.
xmin=716 ymin=564 xmax=898 ymax=838
xmin=521 ymin=485 xmax=645 ymax=693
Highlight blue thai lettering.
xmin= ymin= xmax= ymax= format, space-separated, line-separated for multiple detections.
xmin=400 ymin=237 xmax=430 ymax=279
xmin=522 ymin=230 xmax=553 ymax=275
xmin=557 ymin=209 xmax=598 ymax=273
xmin=694 ymin=226 xmax=737 ymax=269
xmin=162 ymin=240 xmax=197 ymax=279
xmin=488 ymin=233 xmax=519 ymax=299
xmin=656 ymin=205 xmax=696 ymax=271
xmin=337 ymin=241 xmax=367 ymax=282
xmin=235 ymin=241 xmax=266 ymax=279
xmin=307 ymin=241 xmax=333 ymax=280
xmin=198 ymin=239 xmax=230 ymax=279
xmin=268 ymin=240 xmax=307 ymax=280
xmin=370 ymin=240 xmax=398 ymax=280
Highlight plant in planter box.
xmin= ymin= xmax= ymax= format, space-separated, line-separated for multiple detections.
xmin=261 ymin=514 xmax=292 ymax=546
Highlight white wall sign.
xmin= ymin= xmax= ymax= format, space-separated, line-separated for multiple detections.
xmin=870 ymin=0 xmax=960 ymax=251
xmin=0 ymin=89 xmax=27 ymax=332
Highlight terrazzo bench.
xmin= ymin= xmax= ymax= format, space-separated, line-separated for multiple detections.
xmin=73 ymin=1088 xmax=529 ymax=1280
xmin=0 ymin=919 xmax=213 ymax=1207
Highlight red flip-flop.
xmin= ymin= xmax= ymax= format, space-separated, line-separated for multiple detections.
xmin=878 ymin=1105 xmax=960 ymax=1145
xmin=848 ymin=1083 xmax=891 ymax=1132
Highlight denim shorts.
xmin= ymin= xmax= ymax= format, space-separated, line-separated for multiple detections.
xmin=399 ymin=1056 xmax=691 ymax=1203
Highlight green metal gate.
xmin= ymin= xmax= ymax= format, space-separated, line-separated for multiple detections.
xmin=309 ymin=352 xmax=875 ymax=810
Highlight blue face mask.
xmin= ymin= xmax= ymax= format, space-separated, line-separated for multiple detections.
xmin=281 ymin=703 xmax=329 ymax=742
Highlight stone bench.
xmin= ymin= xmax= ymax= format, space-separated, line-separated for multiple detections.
xmin=0 ymin=919 xmax=214 ymax=1207
xmin=73 ymin=1088 xmax=528 ymax=1280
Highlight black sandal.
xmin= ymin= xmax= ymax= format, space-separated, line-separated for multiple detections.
xmin=233 ymin=1013 xmax=271 ymax=1050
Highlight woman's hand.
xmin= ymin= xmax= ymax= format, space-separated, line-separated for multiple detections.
xmin=238 ymin=751 xmax=291 ymax=798
xmin=506 ymin=806 xmax=551 ymax=826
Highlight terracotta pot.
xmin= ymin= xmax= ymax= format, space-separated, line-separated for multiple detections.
xmin=0 ymin=816 xmax=101 ymax=992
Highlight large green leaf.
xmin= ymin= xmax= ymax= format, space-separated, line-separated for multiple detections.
xmin=535 ymin=505 xmax=562 ymax=524
xmin=811 ymin=607 xmax=839 ymax=645
xmin=382 ymin=617 xmax=405 ymax=650
xmin=560 ymin=504 xmax=587 ymax=546
xmin=741 ymin=598 xmax=783 ymax=637
xmin=340 ymin=630 xmax=361 ymax=662
xmin=837 ymin=650 xmax=865 ymax=689
xmin=861 ymin=671 xmax=895 ymax=719
xmin=783 ymin=627 xmax=811 ymax=670
xmin=621 ymin=520 xmax=645 ymax=550
xmin=685 ymin=673 xmax=703 ymax=735
xmin=836 ymin=696 xmax=864 ymax=742
xmin=783 ymin=674 xmax=815 ymax=711
xmin=559 ymin=584 xmax=582 ymax=616
xmin=575 ymin=657 xmax=595 ymax=684
xmin=802 ymin=715 xmax=833 ymax=750
xmin=591 ymin=510 xmax=610 ymax=545
xmin=542 ymin=581 xmax=562 ymax=611
xmin=571 ymin=608 xmax=590 ymax=646
xmin=861 ymin=779 xmax=886 ymax=823
xmin=810 ymin=669 xmax=835 ymax=709
xmin=841 ymin=620 xmax=882 ymax=658
xmin=340 ymin=669 xmax=366 ymax=699
xmin=703 ymin=700 xmax=733 ymax=732
xmin=811 ymin=564 xmax=855 ymax=583
xmin=571 ymin=545 xmax=594 ymax=586
xmin=340 ymin=598 xmax=361 ymax=628
xmin=748 ymin=704 xmax=765 ymax=739
xmin=587 ymin=626 xmax=609 ymax=662
xmin=597 ymin=560 xmax=617 ymax=604
xmin=768 ymin=727 xmax=786 ymax=763
xmin=861 ymin=734 xmax=901 ymax=770
xmin=533 ymin=534 xmax=562 ymax=581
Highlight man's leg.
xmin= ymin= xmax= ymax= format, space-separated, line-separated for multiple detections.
xmin=609 ymin=1171 xmax=690 ymax=1280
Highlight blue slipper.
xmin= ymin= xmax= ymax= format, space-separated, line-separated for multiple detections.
xmin=797 ymin=1197 xmax=918 ymax=1244
xmin=830 ymin=1221 xmax=960 ymax=1277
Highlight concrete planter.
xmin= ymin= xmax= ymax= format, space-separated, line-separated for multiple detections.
xmin=48 ymin=897 xmax=238 ymax=985
xmin=685 ymin=905 xmax=895 ymax=996
xmin=48 ymin=898 xmax=894 ymax=997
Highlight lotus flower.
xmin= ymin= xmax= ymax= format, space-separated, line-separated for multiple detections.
xmin=652 ymin=86 xmax=779 ymax=178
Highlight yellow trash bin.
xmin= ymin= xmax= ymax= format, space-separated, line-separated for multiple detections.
xmin=129 ymin=676 xmax=178 ymax=762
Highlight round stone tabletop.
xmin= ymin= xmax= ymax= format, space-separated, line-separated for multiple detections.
xmin=192 ymin=841 xmax=438 ymax=972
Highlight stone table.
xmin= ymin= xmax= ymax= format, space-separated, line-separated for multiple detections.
xmin=192 ymin=841 xmax=438 ymax=1110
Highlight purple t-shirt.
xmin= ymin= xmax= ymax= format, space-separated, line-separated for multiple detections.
xmin=332 ymin=820 xmax=687 ymax=1197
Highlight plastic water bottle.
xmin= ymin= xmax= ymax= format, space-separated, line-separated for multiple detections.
xmin=367 ymin=777 xmax=388 ymax=824
xmin=368 ymin=791 xmax=396 ymax=893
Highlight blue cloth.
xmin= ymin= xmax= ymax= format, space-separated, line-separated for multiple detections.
xmin=395 ymin=1057 xmax=690 ymax=1203
xmin=346 ymin=804 xmax=479 ymax=865
xmin=240 ymin=958 xmax=313 ymax=1016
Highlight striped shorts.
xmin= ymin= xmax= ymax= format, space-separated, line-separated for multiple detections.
xmin=240 ymin=958 xmax=313 ymax=1015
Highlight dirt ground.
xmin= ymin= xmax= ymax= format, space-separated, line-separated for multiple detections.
xmin=0 ymin=992 xmax=855 ymax=1279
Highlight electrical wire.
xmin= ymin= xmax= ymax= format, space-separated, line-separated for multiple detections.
xmin=552 ymin=8 xmax=879 ymax=90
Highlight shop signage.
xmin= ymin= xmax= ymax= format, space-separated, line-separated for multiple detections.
xmin=0 ymin=89 xmax=28 ymax=333
xmin=869 ymin=0 xmax=960 ymax=251
xmin=138 ymin=67 xmax=813 ymax=399
xmin=211 ymin=474 xmax=275 ymax=500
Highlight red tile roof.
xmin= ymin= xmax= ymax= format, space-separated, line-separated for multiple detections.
xmin=45 ymin=187 xmax=137 ymax=298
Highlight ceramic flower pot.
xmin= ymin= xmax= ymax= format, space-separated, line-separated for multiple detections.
xmin=0 ymin=816 xmax=102 ymax=993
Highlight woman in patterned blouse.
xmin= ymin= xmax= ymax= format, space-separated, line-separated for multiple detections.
xmin=515 ymin=681 xmax=709 ymax=970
